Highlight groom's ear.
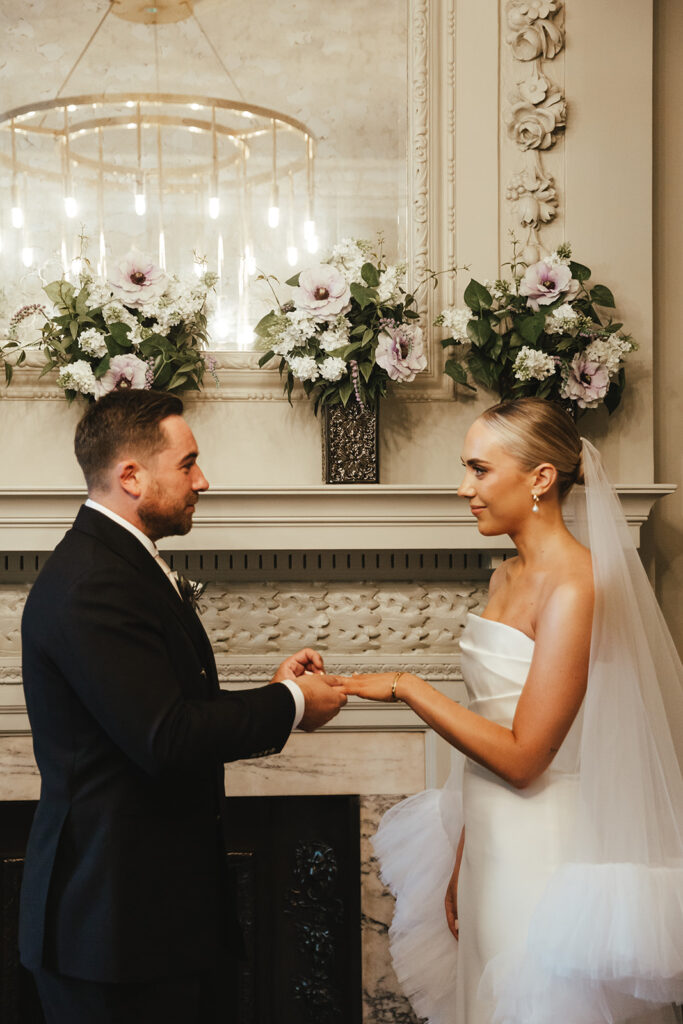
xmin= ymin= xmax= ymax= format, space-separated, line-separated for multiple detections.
xmin=117 ymin=458 xmax=145 ymax=499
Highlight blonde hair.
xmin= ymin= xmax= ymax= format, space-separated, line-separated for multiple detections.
xmin=479 ymin=398 xmax=584 ymax=498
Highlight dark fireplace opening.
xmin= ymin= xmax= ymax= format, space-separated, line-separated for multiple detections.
xmin=0 ymin=796 xmax=362 ymax=1024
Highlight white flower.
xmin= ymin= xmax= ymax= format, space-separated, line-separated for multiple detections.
xmin=288 ymin=354 xmax=320 ymax=382
xmin=318 ymin=315 xmax=351 ymax=352
xmin=57 ymin=360 xmax=98 ymax=396
xmin=324 ymin=238 xmax=371 ymax=285
xmin=85 ymin=277 xmax=114 ymax=308
xmin=513 ymin=346 xmax=557 ymax=382
xmin=295 ymin=265 xmax=351 ymax=320
xmin=270 ymin=309 xmax=317 ymax=356
xmin=547 ymin=249 xmax=571 ymax=266
xmin=544 ymin=303 xmax=579 ymax=335
xmin=78 ymin=327 xmax=108 ymax=358
xmin=377 ymin=263 xmax=406 ymax=304
xmin=102 ymin=301 xmax=139 ymax=333
xmin=319 ymin=356 xmax=347 ymax=382
xmin=109 ymin=248 xmax=170 ymax=310
xmin=95 ymin=353 xmax=149 ymax=396
xmin=440 ymin=307 xmax=471 ymax=342
xmin=584 ymin=335 xmax=634 ymax=376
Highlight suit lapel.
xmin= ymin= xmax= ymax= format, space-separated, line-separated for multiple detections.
xmin=72 ymin=506 xmax=217 ymax=680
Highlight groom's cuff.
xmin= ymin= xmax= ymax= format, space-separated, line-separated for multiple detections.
xmin=280 ymin=679 xmax=305 ymax=730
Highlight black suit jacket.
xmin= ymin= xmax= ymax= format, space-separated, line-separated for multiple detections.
xmin=19 ymin=505 xmax=295 ymax=983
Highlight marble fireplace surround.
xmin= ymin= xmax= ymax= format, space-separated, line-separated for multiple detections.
xmin=0 ymin=483 xmax=672 ymax=1023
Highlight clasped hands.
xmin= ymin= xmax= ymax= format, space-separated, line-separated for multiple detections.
xmin=271 ymin=651 xmax=413 ymax=731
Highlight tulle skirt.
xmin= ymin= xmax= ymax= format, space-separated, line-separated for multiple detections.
xmin=373 ymin=756 xmax=682 ymax=1024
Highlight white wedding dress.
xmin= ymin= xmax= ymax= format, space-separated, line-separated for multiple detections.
xmin=373 ymin=612 xmax=680 ymax=1024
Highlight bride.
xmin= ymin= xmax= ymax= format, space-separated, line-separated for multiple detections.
xmin=341 ymin=398 xmax=683 ymax=1024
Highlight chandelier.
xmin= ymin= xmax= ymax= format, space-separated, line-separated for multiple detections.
xmin=0 ymin=0 xmax=318 ymax=345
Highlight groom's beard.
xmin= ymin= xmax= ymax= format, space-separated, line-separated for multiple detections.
xmin=138 ymin=483 xmax=197 ymax=541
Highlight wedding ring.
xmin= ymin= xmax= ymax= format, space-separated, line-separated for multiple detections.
xmin=391 ymin=672 xmax=404 ymax=702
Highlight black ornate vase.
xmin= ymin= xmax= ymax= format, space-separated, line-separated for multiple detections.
xmin=321 ymin=402 xmax=379 ymax=484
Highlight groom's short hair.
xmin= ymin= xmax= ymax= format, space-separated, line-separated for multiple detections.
xmin=75 ymin=389 xmax=184 ymax=491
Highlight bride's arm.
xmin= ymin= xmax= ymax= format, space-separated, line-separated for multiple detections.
xmin=343 ymin=580 xmax=593 ymax=789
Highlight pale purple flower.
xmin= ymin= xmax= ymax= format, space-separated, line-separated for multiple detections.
xmin=375 ymin=323 xmax=427 ymax=382
xmin=109 ymin=248 xmax=169 ymax=310
xmin=95 ymin=353 xmax=150 ymax=397
xmin=519 ymin=259 xmax=580 ymax=310
xmin=561 ymin=353 xmax=610 ymax=409
xmin=294 ymin=265 xmax=351 ymax=321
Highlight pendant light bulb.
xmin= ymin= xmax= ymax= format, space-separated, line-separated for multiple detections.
xmin=134 ymin=191 xmax=146 ymax=216
xmin=208 ymin=196 xmax=220 ymax=220
xmin=11 ymin=206 xmax=24 ymax=229
xmin=306 ymin=234 xmax=319 ymax=255
xmin=64 ymin=196 xmax=78 ymax=219
xmin=287 ymin=245 xmax=298 ymax=267
xmin=268 ymin=205 xmax=280 ymax=229
xmin=21 ymin=246 xmax=33 ymax=268
xmin=303 ymin=218 xmax=315 ymax=241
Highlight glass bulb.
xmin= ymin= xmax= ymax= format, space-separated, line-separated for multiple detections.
xmin=64 ymin=196 xmax=78 ymax=219
xmin=134 ymin=192 xmax=146 ymax=216
xmin=72 ymin=257 xmax=82 ymax=278
xmin=208 ymin=196 xmax=220 ymax=220
xmin=11 ymin=206 xmax=24 ymax=229
xmin=21 ymin=246 xmax=33 ymax=267
xmin=287 ymin=245 xmax=298 ymax=267
xmin=268 ymin=205 xmax=280 ymax=228
xmin=306 ymin=234 xmax=319 ymax=255
xmin=303 ymin=218 xmax=315 ymax=240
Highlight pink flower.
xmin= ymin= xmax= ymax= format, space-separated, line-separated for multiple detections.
xmin=109 ymin=248 xmax=169 ymax=310
xmin=375 ymin=323 xmax=427 ymax=382
xmin=519 ymin=260 xmax=579 ymax=310
xmin=95 ymin=354 xmax=150 ymax=397
xmin=294 ymin=265 xmax=351 ymax=320
xmin=561 ymin=354 xmax=610 ymax=409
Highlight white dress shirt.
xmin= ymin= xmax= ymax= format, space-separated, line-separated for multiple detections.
xmin=84 ymin=498 xmax=305 ymax=729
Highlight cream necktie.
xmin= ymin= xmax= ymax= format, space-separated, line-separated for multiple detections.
xmin=153 ymin=550 xmax=181 ymax=598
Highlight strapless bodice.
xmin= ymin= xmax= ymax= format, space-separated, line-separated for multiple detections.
xmin=459 ymin=612 xmax=581 ymax=772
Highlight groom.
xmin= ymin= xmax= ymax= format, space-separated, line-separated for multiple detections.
xmin=19 ymin=389 xmax=346 ymax=1023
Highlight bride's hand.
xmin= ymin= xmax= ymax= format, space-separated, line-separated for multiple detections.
xmin=445 ymin=863 xmax=459 ymax=941
xmin=341 ymin=672 xmax=412 ymax=702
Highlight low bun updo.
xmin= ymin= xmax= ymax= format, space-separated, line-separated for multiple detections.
xmin=479 ymin=398 xmax=583 ymax=499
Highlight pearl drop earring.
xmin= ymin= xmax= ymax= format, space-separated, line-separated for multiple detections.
xmin=532 ymin=493 xmax=540 ymax=513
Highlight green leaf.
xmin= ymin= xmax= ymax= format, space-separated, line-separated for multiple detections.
xmin=466 ymin=318 xmax=492 ymax=347
xmin=285 ymin=272 xmax=301 ymax=287
xmin=518 ymin=312 xmax=546 ymax=346
xmin=339 ymin=378 xmax=354 ymax=406
xmin=463 ymin=279 xmax=493 ymax=313
xmin=604 ymin=368 xmax=625 ymax=414
xmin=254 ymin=311 xmax=279 ymax=338
xmin=75 ymin=287 xmax=90 ymax=316
xmin=4 ymin=363 xmax=12 ymax=386
xmin=569 ymin=261 xmax=591 ymax=282
xmin=350 ymin=282 xmax=376 ymax=310
xmin=359 ymin=361 xmax=373 ymax=382
xmin=361 ymin=262 xmax=380 ymax=287
xmin=444 ymin=359 xmax=475 ymax=389
xmin=69 ymin=321 xmax=78 ymax=341
xmin=467 ymin=347 xmax=498 ymax=391
xmin=94 ymin=354 xmax=111 ymax=379
xmin=589 ymin=285 xmax=616 ymax=308
xmin=108 ymin=321 xmax=132 ymax=346
xmin=361 ymin=328 xmax=374 ymax=346
xmin=258 ymin=350 xmax=275 ymax=368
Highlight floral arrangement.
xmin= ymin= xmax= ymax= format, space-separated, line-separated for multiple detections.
xmin=437 ymin=241 xmax=636 ymax=417
xmin=2 ymin=248 xmax=217 ymax=401
xmin=254 ymin=238 xmax=429 ymax=412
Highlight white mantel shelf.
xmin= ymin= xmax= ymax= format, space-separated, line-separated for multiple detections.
xmin=0 ymin=484 xmax=675 ymax=552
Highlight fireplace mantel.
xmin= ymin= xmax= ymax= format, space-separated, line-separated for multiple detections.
xmin=0 ymin=484 xmax=674 ymax=552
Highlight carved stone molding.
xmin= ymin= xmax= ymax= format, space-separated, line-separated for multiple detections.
xmin=502 ymin=0 xmax=566 ymax=257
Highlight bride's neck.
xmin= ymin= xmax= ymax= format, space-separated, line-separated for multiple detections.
xmin=510 ymin=503 xmax=574 ymax=568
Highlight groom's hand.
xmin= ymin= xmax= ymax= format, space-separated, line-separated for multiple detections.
xmin=297 ymin=674 xmax=347 ymax=731
xmin=271 ymin=647 xmax=325 ymax=681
